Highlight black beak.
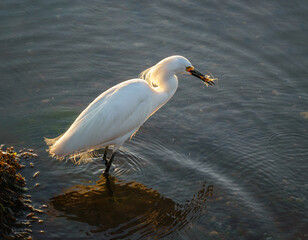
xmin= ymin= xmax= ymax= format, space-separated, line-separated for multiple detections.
xmin=190 ymin=69 xmax=215 ymax=86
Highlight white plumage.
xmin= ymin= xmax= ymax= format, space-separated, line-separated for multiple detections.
xmin=45 ymin=55 xmax=215 ymax=174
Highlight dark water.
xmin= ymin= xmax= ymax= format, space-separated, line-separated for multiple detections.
xmin=1 ymin=0 xmax=307 ymax=239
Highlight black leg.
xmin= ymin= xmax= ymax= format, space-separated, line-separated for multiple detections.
xmin=103 ymin=152 xmax=116 ymax=177
xmin=105 ymin=175 xmax=113 ymax=196
xmin=103 ymin=146 xmax=109 ymax=166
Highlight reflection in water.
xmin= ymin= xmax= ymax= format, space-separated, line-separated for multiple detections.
xmin=49 ymin=175 xmax=213 ymax=239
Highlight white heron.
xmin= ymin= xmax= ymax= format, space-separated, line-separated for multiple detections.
xmin=45 ymin=55 xmax=215 ymax=176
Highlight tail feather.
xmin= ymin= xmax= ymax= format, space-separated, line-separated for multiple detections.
xmin=45 ymin=134 xmax=94 ymax=164
xmin=68 ymin=151 xmax=95 ymax=165
xmin=44 ymin=134 xmax=63 ymax=147
xmin=44 ymin=134 xmax=64 ymax=158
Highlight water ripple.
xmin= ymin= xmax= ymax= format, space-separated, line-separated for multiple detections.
xmin=267 ymin=129 xmax=308 ymax=159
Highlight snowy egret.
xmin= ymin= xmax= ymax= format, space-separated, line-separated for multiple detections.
xmin=45 ymin=55 xmax=215 ymax=176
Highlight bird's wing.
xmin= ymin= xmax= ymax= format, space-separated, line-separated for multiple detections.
xmin=48 ymin=79 xmax=155 ymax=157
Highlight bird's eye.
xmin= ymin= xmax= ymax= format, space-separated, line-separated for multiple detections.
xmin=186 ymin=66 xmax=194 ymax=72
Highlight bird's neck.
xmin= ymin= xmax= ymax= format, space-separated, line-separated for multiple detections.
xmin=141 ymin=64 xmax=179 ymax=111
xmin=149 ymin=64 xmax=178 ymax=94
xmin=156 ymin=73 xmax=178 ymax=94
xmin=151 ymin=71 xmax=178 ymax=109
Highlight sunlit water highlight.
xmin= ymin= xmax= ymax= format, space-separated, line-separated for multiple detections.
xmin=49 ymin=175 xmax=213 ymax=239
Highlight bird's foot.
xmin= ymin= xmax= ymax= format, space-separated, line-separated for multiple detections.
xmin=103 ymin=170 xmax=109 ymax=178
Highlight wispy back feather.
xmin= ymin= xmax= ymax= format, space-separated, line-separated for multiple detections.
xmin=139 ymin=66 xmax=158 ymax=87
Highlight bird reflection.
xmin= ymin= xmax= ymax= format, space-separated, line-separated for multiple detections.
xmin=49 ymin=175 xmax=213 ymax=239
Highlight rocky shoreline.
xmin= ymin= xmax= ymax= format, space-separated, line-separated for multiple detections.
xmin=0 ymin=145 xmax=44 ymax=240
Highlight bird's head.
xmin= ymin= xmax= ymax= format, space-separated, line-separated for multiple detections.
xmin=158 ymin=56 xmax=216 ymax=86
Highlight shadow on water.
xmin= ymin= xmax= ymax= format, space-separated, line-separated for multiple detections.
xmin=49 ymin=175 xmax=213 ymax=239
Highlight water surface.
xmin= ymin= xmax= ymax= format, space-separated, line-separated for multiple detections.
xmin=0 ymin=0 xmax=307 ymax=239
